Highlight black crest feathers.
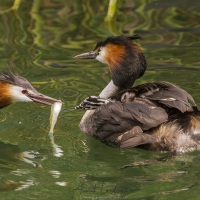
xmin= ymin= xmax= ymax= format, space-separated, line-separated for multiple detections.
xmin=94 ymin=34 xmax=141 ymax=50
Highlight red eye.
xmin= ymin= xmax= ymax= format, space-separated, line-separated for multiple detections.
xmin=22 ymin=90 xmax=27 ymax=94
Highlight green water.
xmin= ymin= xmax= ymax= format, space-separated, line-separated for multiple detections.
xmin=0 ymin=0 xmax=200 ymax=199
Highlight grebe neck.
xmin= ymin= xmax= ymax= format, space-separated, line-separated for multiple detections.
xmin=99 ymin=80 xmax=120 ymax=99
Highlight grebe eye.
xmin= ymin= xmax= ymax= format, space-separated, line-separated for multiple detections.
xmin=22 ymin=90 xmax=27 ymax=94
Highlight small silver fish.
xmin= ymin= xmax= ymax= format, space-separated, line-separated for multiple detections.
xmin=49 ymin=102 xmax=62 ymax=135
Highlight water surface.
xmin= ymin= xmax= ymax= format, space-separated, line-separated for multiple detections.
xmin=0 ymin=0 xmax=200 ymax=199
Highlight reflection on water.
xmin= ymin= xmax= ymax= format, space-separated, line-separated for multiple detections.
xmin=49 ymin=170 xmax=67 ymax=186
xmin=49 ymin=135 xmax=64 ymax=157
xmin=22 ymin=151 xmax=42 ymax=168
xmin=49 ymin=170 xmax=61 ymax=178
xmin=0 ymin=141 xmax=22 ymax=169
xmin=14 ymin=179 xmax=35 ymax=191
xmin=0 ymin=110 xmax=8 ymax=122
xmin=0 ymin=0 xmax=200 ymax=199
xmin=0 ymin=141 xmax=36 ymax=192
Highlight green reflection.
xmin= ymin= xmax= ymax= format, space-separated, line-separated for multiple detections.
xmin=0 ymin=0 xmax=199 ymax=199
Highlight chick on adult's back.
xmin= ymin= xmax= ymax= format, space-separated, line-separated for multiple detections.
xmin=75 ymin=35 xmax=200 ymax=153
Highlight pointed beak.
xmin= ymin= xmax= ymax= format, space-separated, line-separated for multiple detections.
xmin=28 ymin=93 xmax=62 ymax=106
xmin=74 ymin=51 xmax=97 ymax=59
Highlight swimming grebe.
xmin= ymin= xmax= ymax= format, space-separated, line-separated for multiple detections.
xmin=0 ymin=71 xmax=60 ymax=109
xmin=75 ymin=35 xmax=200 ymax=153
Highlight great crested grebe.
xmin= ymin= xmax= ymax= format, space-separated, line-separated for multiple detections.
xmin=74 ymin=35 xmax=200 ymax=153
xmin=0 ymin=71 xmax=60 ymax=109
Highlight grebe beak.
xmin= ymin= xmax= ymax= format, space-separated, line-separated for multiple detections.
xmin=74 ymin=51 xmax=97 ymax=59
xmin=28 ymin=93 xmax=62 ymax=106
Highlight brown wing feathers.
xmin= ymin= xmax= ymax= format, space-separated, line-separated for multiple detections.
xmin=90 ymin=100 xmax=168 ymax=140
xmin=105 ymin=126 xmax=157 ymax=149
xmin=88 ymin=81 xmax=196 ymax=149
xmin=121 ymin=81 xmax=196 ymax=113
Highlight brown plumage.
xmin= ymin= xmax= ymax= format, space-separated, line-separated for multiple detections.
xmin=79 ymin=82 xmax=199 ymax=153
xmin=75 ymin=35 xmax=200 ymax=153
xmin=0 ymin=82 xmax=12 ymax=108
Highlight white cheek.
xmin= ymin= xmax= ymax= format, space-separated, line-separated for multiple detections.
xmin=96 ymin=48 xmax=108 ymax=64
xmin=10 ymin=86 xmax=32 ymax=102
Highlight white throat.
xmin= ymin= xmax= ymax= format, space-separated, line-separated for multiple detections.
xmin=99 ymin=80 xmax=119 ymax=98
xmin=10 ymin=85 xmax=32 ymax=102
